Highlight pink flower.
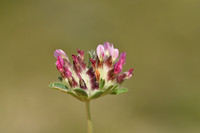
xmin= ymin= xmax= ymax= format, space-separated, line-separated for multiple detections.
xmin=109 ymin=44 xmax=119 ymax=62
xmin=103 ymin=42 xmax=111 ymax=57
xmin=96 ymin=45 xmax=105 ymax=62
xmin=51 ymin=42 xmax=134 ymax=100
xmin=103 ymin=42 xmax=119 ymax=62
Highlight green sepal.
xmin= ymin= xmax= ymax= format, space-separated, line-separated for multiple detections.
xmin=109 ymin=84 xmax=119 ymax=93
xmin=103 ymin=85 xmax=114 ymax=94
xmin=110 ymin=88 xmax=128 ymax=95
xmin=90 ymin=90 xmax=104 ymax=99
xmin=99 ymin=78 xmax=105 ymax=89
xmin=87 ymin=50 xmax=96 ymax=68
xmin=73 ymin=88 xmax=88 ymax=98
xmin=103 ymin=84 xmax=119 ymax=95
xmin=110 ymin=84 xmax=119 ymax=92
xmin=88 ymin=50 xmax=95 ymax=59
xmin=58 ymin=77 xmax=62 ymax=82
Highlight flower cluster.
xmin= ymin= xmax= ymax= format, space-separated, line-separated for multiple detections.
xmin=49 ymin=42 xmax=134 ymax=101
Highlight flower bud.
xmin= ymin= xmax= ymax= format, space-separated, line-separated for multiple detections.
xmin=77 ymin=48 xmax=84 ymax=61
xmin=54 ymin=49 xmax=66 ymax=58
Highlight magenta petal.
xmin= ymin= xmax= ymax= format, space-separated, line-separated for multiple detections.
xmin=114 ymin=60 xmax=123 ymax=74
xmin=56 ymin=56 xmax=64 ymax=72
xmin=54 ymin=49 xmax=66 ymax=58
xmin=114 ymin=52 xmax=127 ymax=74
xmin=119 ymin=52 xmax=127 ymax=65
xmin=72 ymin=55 xmax=78 ymax=63
xmin=64 ymin=67 xmax=72 ymax=78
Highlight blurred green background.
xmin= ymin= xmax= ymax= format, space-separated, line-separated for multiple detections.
xmin=0 ymin=0 xmax=200 ymax=133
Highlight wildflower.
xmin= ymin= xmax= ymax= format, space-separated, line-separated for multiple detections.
xmin=49 ymin=42 xmax=134 ymax=101
xmin=49 ymin=42 xmax=134 ymax=133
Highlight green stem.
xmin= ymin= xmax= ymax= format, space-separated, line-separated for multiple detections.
xmin=86 ymin=100 xmax=93 ymax=133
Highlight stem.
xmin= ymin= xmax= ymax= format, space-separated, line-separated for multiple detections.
xmin=86 ymin=100 xmax=93 ymax=133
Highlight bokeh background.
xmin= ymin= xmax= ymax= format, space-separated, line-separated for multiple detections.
xmin=0 ymin=0 xmax=200 ymax=133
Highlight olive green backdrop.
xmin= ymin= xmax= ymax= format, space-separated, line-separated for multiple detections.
xmin=0 ymin=0 xmax=200 ymax=133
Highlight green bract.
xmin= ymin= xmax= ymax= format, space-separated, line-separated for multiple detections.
xmin=49 ymin=82 xmax=128 ymax=101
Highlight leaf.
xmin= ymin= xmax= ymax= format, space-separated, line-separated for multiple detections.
xmin=49 ymin=82 xmax=69 ymax=92
xmin=90 ymin=90 xmax=104 ymax=99
xmin=49 ymin=82 xmax=83 ymax=101
xmin=74 ymin=88 xmax=88 ymax=98
xmin=110 ymin=88 xmax=128 ymax=95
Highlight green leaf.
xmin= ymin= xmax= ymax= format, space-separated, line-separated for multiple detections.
xmin=49 ymin=82 xmax=85 ymax=101
xmin=110 ymin=88 xmax=128 ymax=95
xmin=90 ymin=90 xmax=104 ymax=99
xmin=74 ymin=88 xmax=88 ymax=98
xmin=49 ymin=82 xmax=69 ymax=92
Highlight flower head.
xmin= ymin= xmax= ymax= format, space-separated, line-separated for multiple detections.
xmin=49 ymin=42 xmax=134 ymax=101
